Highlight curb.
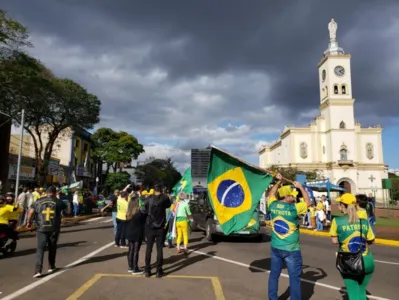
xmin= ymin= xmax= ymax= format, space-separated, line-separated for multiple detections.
xmin=16 ymin=213 xmax=102 ymax=233
xmin=266 ymin=225 xmax=399 ymax=247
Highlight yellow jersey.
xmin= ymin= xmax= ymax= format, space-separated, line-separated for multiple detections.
xmin=0 ymin=205 xmax=15 ymax=225
xmin=32 ymin=191 xmax=40 ymax=202
xmin=116 ymin=198 xmax=128 ymax=220
xmin=8 ymin=206 xmax=23 ymax=221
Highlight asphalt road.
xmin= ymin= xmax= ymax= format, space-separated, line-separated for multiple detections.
xmin=0 ymin=216 xmax=398 ymax=300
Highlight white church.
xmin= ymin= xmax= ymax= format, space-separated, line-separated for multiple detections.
xmin=258 ymin=19 xmax=389 ymax=201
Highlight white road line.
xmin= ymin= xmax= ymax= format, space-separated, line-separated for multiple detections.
xmin=1 ymin=241 xmax=114 ymax=300
xmin=375 ymin=259 xmax=399 ymax=266
xmin=191 ymin=250 xmax=392 ymax=300
xmin=80 ymin=217 xmax=105 ymax=223
xmin=100 ymin=218 xmax=114 ymax=223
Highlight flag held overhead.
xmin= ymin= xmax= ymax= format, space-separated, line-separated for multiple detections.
xmin=207 ymin=146 xmax=273 ymax=235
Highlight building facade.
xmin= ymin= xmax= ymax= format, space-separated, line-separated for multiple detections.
xmin=191 ymin=148 xmax=211 ymax=187
xmin=258 ymin=19 xmax=388 ymax=201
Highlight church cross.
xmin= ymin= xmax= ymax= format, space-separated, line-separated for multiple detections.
xmin=42 ymin=207 xmax=55 ymax=221
xmin=368 ymin=175 xmax=376 ymax=183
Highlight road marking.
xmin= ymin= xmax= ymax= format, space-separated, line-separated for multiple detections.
xmin=191 ymin=250 xmax=391 ymax=300
xmin=1 ymin=241 xmax=115 ymax=300
xmin=100 ymin=218 xmax=114 ymax=223
xmin=81 ymin=217 xmax=105 ymax=223
xmin=374 ymin=259 xmax=399 ymax=266
xmin=67 ymin=274 xmax=226 ymax=300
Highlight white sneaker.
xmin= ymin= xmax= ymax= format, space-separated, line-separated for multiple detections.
xmin=33 ymin=272 xmax=42 ymax=278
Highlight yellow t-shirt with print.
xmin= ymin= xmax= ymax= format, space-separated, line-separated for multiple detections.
xmin=8 ymin=206 xmax=23 ymax=221
xmin=329 ymin=215 xmax=375 ymax=256
xmin=0 ymin=205 xmax=15 ymax=225
xmin=316 ymin=202 xmax=324 ymax=211
xmin=116 ymin=198 xmax=128 ymax=220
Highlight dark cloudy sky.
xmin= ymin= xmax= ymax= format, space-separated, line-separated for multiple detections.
xmin=3 ymin=0 xmax=399 ymax=170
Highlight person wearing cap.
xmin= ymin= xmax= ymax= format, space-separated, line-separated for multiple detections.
xmin=173 ymin=192 xmax=193 ymax=254
xmin=267 ymin=173 xmax=312 ymax=300
xmin=5 ymin=193 xmax=23 ymax=242
xmin=0 ymin=195 xmax=20 ymax=241
xmin=329 ymin=193 xmax=375 ymax=300
xmin=27 ymin=186 xmax=70 ymax=278
xmin=315 ymin=198 xmax=325 ymax=231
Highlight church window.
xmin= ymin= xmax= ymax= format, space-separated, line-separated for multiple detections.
xmin=323 ymin=146 xmax=325 ymax=154
xmin=322 ymin=88 xmax=325 ymax=98
xmin=341 ymin=84 xmax=346 ymax=94
xmin=325 ymin=87 xmax=328 ymax=97
xmin=334 ymin=85 xmax=338 ymax=94
xmin=339 ymin=121 xmax=346 ymax=129
xmin=340 ymin=149 xmax=348 ymax=161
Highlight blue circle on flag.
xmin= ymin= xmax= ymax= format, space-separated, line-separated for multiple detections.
xmin=348 ymin=236 xmax=366 ymax=253
xmin=273 ymin=220 xmax=289 ymax=235
xmin=216 ymin=179 xmax=244 ymax=208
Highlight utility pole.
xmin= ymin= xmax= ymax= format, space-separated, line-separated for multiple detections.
xmin=14 ymin=109 xmax=25 ymax=197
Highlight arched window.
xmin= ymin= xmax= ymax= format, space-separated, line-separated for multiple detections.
xmin=339 ymin=121 xmax=346 ymax=129
xmin=340 ymin=149 xmax=348 ymax=161
xmin=334 ymin=85 xmax=339 ymax=95
xmin=322 ymin=88 xmax=325 ymax=98
xmin=341 ymin=84 xmax=346 ymax=94
xmin=325 ymin=86 xmax=328 ymax=97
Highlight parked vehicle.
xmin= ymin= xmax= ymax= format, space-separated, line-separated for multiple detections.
xmin=190 ymin=191 xmax=263 ymax=242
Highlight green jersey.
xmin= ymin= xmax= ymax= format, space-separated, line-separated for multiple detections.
xmin=268 ymin=196 xmax=307 ymax=251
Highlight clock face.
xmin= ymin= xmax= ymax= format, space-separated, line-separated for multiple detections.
xmin=321 ymin=70 xmax=326 ymax=82
xmin=334 ymin=66 xmax=345 ymax=77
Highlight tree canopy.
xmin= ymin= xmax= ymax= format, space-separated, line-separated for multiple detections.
xmin=135 ymin=157 xmax=182 ymax=190
xmin=92 ymin=128 xmax=144 ymax=173
xmin=104 ymin=171 xmax=131 ymax=192
xmin=0 ymin=10 xmax=101 ymax=184
xmin=268 ymin=165 xmax=322 ymax=183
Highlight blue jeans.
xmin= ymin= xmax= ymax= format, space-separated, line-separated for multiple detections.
xmin=112 ymin=211 xmax=117 ymax=235
xmin=268 ymin=247 xmax=303 ymax=300
xmin=73 ymin=203 xmax=79 ymax=217
xmin=316 ymin=217 xmax=323 ymax=231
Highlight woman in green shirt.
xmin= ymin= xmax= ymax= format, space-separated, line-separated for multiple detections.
xmin=329 ymin=193 xmax=375 ymax=300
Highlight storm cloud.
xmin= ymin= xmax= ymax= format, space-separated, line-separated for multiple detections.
xmin=2 ymin=0 xmax=398 ymax=170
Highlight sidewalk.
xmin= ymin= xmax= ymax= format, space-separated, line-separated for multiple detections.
xmin=16 ymin=213 xmax=101 ymax=233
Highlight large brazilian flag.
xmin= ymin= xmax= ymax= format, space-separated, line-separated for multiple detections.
xmin=207 ymin=146 xmax=273 ymax=235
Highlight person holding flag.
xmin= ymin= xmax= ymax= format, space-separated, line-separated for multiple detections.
xmin=267 ymin=173 xmax=312 ymax=300
xmin=172 ymin=192 xmax=193 ymax=254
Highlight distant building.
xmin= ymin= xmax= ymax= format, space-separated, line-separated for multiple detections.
xmin=191 ymin=148 xmax=211 ymax=187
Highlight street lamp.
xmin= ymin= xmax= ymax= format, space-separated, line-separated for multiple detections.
xmin=0 ymin=109 xmax=25 ymax=196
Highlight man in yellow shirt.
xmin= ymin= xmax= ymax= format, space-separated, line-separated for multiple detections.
xmin=0 ymin=195 xmax=20 ymax=243
xmin=5 ymin=193 xmax=22 ymax=241
xmin=32 ymin=188 xmax=41 ymax=203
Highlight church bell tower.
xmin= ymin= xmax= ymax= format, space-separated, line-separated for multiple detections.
xmin=318 ymin=18 xmax=355 ymax=131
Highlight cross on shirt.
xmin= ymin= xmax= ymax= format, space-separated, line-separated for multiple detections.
xmin=42 ymin=207 xmax=55 ymax=221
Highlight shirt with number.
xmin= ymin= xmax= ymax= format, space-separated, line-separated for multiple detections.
xmin=329 ymin=215 xmax=375 ymax=256
xmin=31 ymin=197 xmax=67 ymax=232
xmin=268 ymin=196 xmax=308 ymax=251
xmin=0 ymin=205 xmax=15 ymax=225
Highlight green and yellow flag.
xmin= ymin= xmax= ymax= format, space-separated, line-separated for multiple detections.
xmin=172 ymin=167 xmax=193 ymax=196
xmin=207 ymin=146 xmax=273 ymax=235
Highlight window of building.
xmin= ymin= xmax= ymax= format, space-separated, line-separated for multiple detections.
xmin=341 ymin=84 xmax=346 ymax=94
xmin=334 ymin=85 xmax=338 ymax=94
xmin=339 ymin=121 xmax=346 ymax=129
xmin=75 ymin=139 xmax=80 ymax=148
xmin=340 ymin=149 xmax=348 ymax=161
xmin=325 ymin=86 xmax=328 ymax=97
xmin=83 ymin=143 xmax=88 ymax=152
xmin=323 ymin=146 xmax=325 ymax=154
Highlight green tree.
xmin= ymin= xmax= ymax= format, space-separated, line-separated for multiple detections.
xmin=92 ymin=128 xmax=144 ymax=174
xmin=0 ymin=53 xmax=101 ymax=184
xmin=135 ymin=158 xmax=182 ymax=190
xmin=268 ymin=165 xmax=322 ymax=182
xmin=104 ymin=171 xmax=131 ymax=192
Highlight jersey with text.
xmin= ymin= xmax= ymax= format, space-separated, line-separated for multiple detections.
xmin=268 ymin=196 xmax=307 ymax=251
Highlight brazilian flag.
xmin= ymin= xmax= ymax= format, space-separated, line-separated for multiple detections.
xmin=172 ymin=167 xmax=193 ymax=196
xmin=207 ymin=146 xmax=273 ymax=235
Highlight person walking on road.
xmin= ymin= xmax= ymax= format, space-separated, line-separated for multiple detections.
xmin=27 ymin=186 xmax=70 ymax=278
xmin=126 ymin=196 xmax=147 ymax=274
xmin=267 ymin=173 xmax=311 ymax=300
xmin=143 ymin=184 xmax=171 ymax=278
xmin=101 ymin=189 xmax=120 ymax=235
xmin=330 ymin=193 xmax=375 ymax=300
xmin=115 ymin=191 xmax=129 ymax=248
xmin=173 ymin=192 xmax=193 ymax=254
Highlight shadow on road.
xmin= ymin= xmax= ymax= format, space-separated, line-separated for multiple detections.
xmin=11 ymin=241 xmax=87 ymax=258
xmin=214 ymin=233 xmax=271 ymax=244
xmin=75 ymin=250 xmax=128 ymax=267
xmin=278 ymin=265 xmax=327 ymax=300
xmin=248 ymin=257 xmax=275 ymax=272
xmin=164 ymin=251 xmax=217 ymax=275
